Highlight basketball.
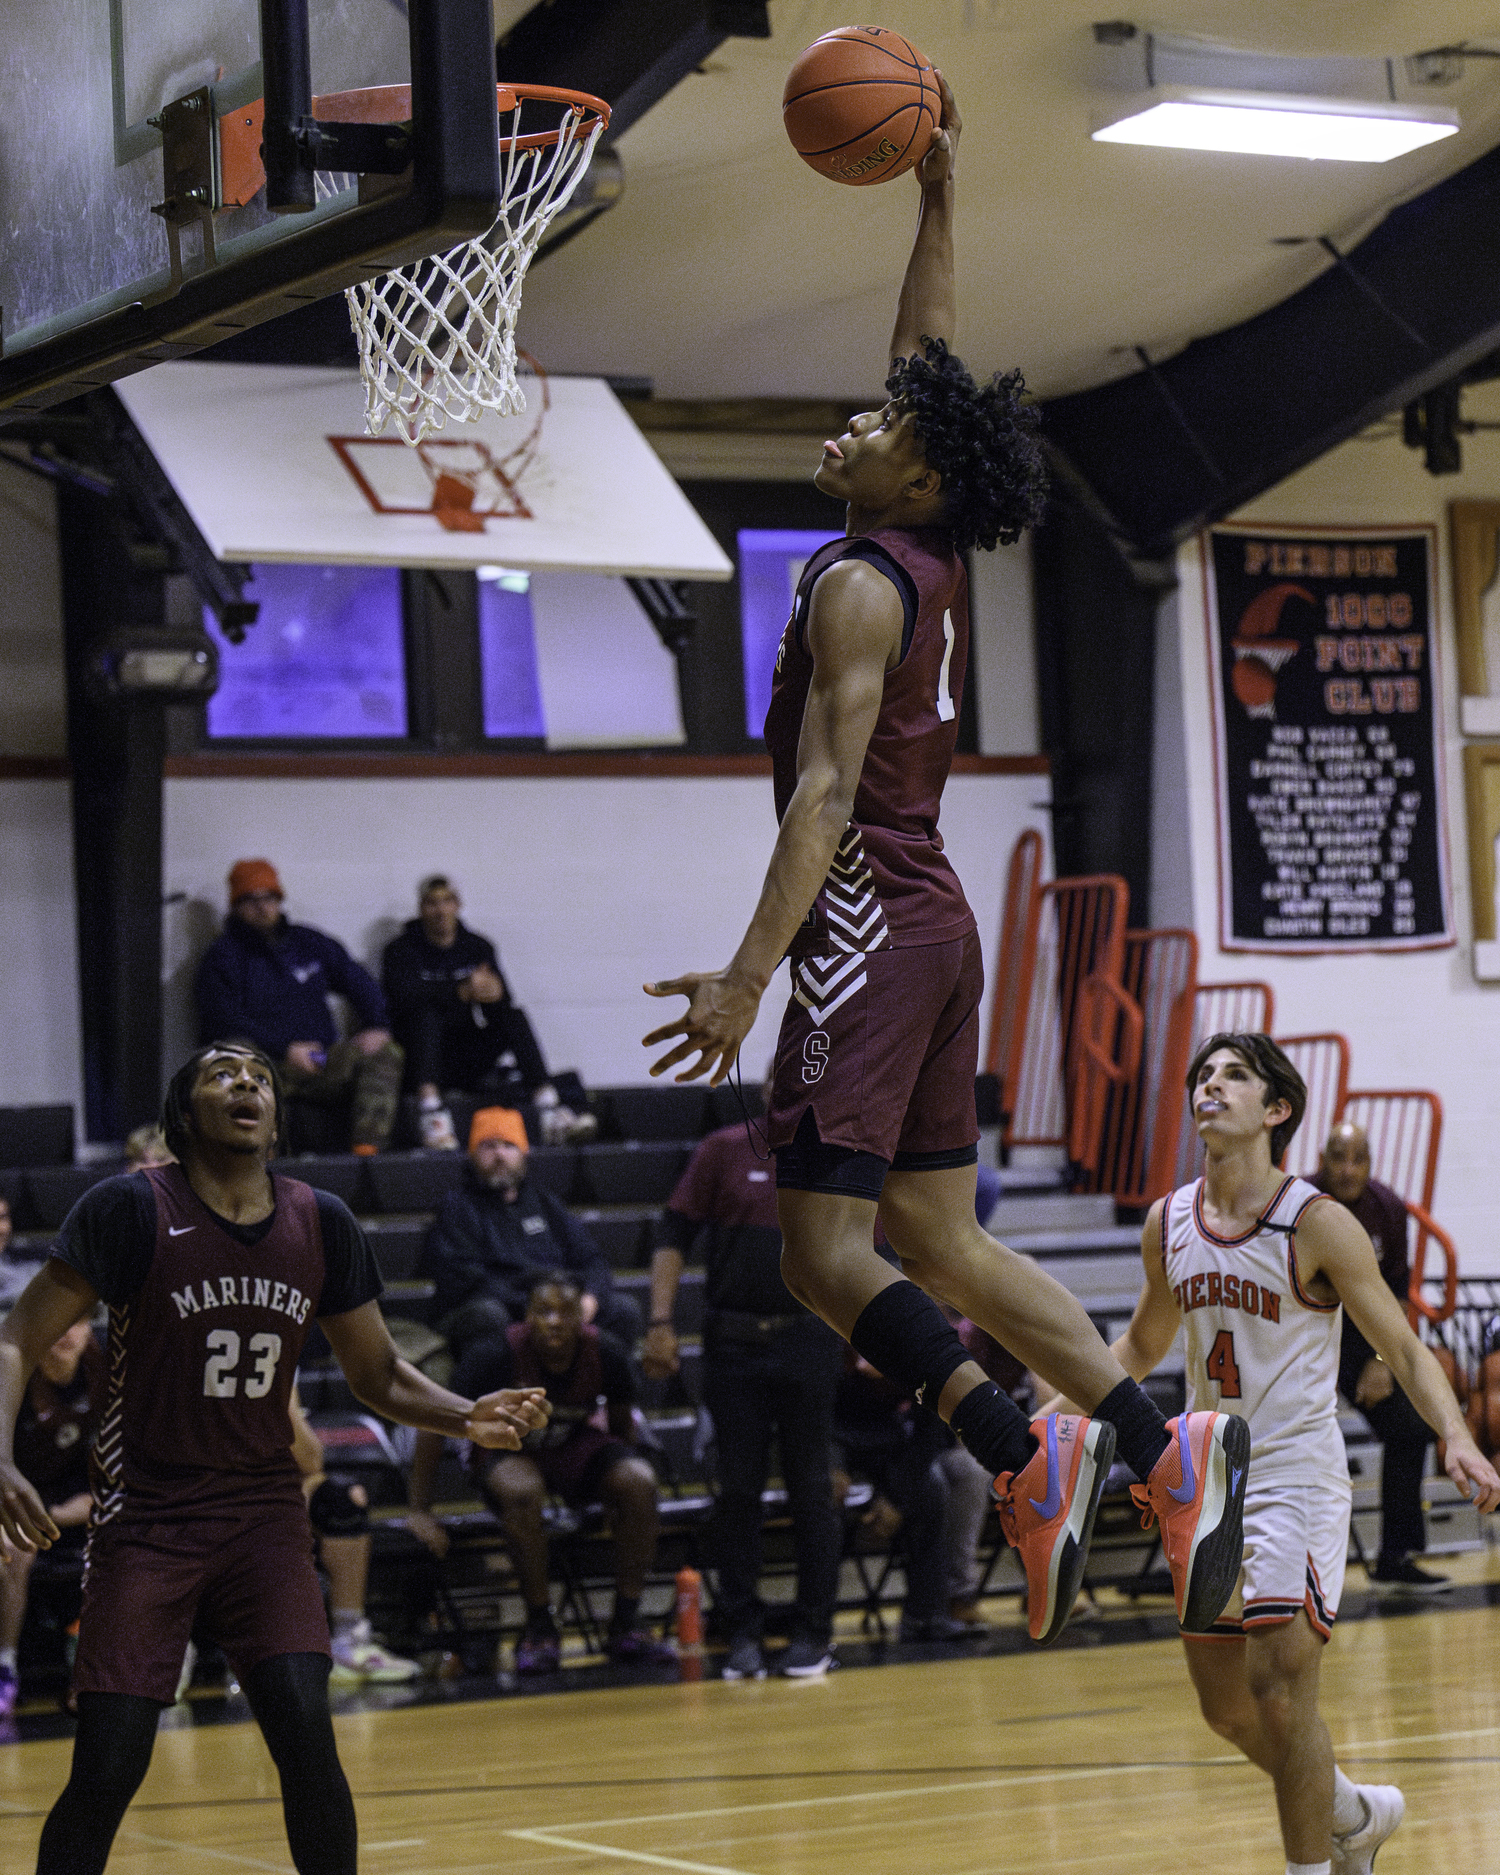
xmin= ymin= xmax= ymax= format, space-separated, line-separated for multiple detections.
xmin=1232 ymin=657 xmax=1277 ymax=711
xmin=782 ymin=25 xmax=940 ymax=187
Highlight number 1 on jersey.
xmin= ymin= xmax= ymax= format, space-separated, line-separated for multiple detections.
xmin=935 ymin=609 xmax=956 ymax=722
xmin=1205 ymin=1328 xmax=1242 ymax=1400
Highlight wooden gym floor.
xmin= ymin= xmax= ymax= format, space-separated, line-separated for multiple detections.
xmin=0 ymin=1551 xmax=1498 ymax=1873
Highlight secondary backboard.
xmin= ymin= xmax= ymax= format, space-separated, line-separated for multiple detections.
xmin=115 ymin=362 xmax=734 ymax=578
xmin=0 ymin=0 xmax=502 ymax=419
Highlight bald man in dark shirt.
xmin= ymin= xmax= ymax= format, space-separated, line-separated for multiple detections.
xmin=1316 ymin=1122 xmax=1449 ymax=1594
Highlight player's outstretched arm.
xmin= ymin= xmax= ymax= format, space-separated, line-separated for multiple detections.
xmin=0 ymin=1260 xmax=100 ymax=1551
xmin=1040 ymin=1200 xmax=1180 ymax=1414
xmin=888 ymin=73 xmax=960 ymax=367
xmin=321 ymin=1301 xmax=549 ymax=1447
xmin=643 ymin=559 xmax=901 ymax=1084
xmin=1307 ymin=1202 xmax=1500 ymax=1511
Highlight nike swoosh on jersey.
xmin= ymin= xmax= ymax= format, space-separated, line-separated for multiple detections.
xmin=1167 ymin=1416 xmax=1197 ymax=1503
xmin=167 ymin=1226 xmax=195 ymax=1237
xmin=1027 ymin=1416 xmax=1063 ymax=1520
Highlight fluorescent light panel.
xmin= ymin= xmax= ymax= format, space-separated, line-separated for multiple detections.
xmin=1093 ymin=89 xmax=1459 ymax=163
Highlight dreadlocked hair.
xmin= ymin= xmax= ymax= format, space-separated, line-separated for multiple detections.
xmin=885 ymin=337 xmax=1047 ymax=552
xmin=161 ymin=1041 xmax=285 ymax=1162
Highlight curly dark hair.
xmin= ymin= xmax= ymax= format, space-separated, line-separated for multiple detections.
xmin=884 ymin=337 xmax=1047 ymax=552
xmin=161 ymin=1041 xmax=285 ymax=1162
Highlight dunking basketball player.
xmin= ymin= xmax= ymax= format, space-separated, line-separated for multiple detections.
xmin=1093 ymin=1035 xmax=1499 ymax=1875
xmin=0 ymin=1043 xmax=549 ymax=1875
xmin=644 ymin=78 xmax=1247 ymax=1645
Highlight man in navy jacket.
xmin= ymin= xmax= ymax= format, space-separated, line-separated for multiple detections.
xmin=195 ymin=859 xmax=404 ymax=1153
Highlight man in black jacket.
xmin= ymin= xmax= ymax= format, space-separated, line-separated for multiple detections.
xmin=419 ymin=1108 xmax=641 ymax=1355
xmin=195 ymin=860 xmax=403 ymax=1154
xmin=381 ymin=876 xmax=595 ymax=1147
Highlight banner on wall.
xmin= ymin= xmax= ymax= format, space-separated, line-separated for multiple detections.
xmin=1205 ymin=524 xmax=1452 ymax=953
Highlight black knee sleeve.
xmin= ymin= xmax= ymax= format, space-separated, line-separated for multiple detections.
xmin=848 ymin=1281 xmax=972 ymax=1410
xmin=308 ymin=1474 xmax=370 ymax=1538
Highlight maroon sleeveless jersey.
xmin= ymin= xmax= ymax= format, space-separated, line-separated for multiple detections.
xmin=506 ymin=1322 xmax=606 ymax=1449
xmin=762 ymin=526 xmax=975 ymax=954
xmin=94 ymin=1164 xmax=327 ymax=1523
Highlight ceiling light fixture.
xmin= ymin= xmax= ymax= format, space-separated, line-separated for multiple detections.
xmin=1093 ymin=86 xmax=1459 ymax=162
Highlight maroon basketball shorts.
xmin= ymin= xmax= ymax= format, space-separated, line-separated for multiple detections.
xmin=768 ymin=927 xmax=983 ymax=1179
xmin=73 ymin=1502 xmax=330 ymax=1702
xmin=471 ymin=1427 xmax=632 ymax=1507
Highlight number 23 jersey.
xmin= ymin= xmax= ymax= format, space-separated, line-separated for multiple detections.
xmin=51 ymin=1163 xmax=381 ymax=1521
xmin=1163 ymin=1175 xmax=1349 ymax=1493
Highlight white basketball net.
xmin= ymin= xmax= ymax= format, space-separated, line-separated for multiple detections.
xmin=344 ymin=92 xmax=606 ymax=446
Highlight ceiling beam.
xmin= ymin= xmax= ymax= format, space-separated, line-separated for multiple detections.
xmin=1041 ymin=140 xmax=1500 ymax=559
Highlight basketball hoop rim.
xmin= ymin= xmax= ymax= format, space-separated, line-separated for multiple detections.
xmin=310 ymin=83 xmax=611 ymax=153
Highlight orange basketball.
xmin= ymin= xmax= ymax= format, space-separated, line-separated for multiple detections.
xmin=783 ymin=25 xmax=940 ymax=186
xmin=1232 ymin=658 xmax=1277 ymax=711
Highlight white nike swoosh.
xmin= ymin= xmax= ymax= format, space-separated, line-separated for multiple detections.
xmin=168 ymin=1226 xmax=195 ymax=1237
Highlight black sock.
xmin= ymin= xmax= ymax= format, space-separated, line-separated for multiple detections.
xmin=611 ymin=1594 xmax=640 ymax=1632
xmin=1095 ymin=1379 xmax=1171 ymax=1479
xmin=949 ymin=1382 xmax=1036 ymax=1477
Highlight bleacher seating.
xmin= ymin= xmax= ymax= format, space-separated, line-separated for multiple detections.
xmin=0 ymin=1106 xmax=75 ymax=1169
xmin=576 ymin=1143 xmax=689 ymax=1205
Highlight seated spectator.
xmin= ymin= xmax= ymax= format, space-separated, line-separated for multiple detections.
xmin=1317 ymin=1120 xmax=1449 ymax=1593
xmin=290 ymin=1390 xmax=420 ymax=1684
xmin=0 ymin=1320 xmax=104 ymax=1714
xmin=194 ymin=859 xmax=404 ymax=1154
xmin=408 ymin=1272 xmax=674 ymax=1672
xmin=381 ymin=875 xmax=596 ymax=1148
xmin=122 ymin=1126 xmax=173 ymax=1170
xmin=646 ymin=1100 xmax=842 ymax=1681
xmin=419 ymin=1109 xmax=641 ymax=1353
xmin=831 ymin=1349 xmax=977 ymax=1645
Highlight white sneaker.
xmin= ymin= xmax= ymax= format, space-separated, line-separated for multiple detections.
xmin=329 ymin=1618 xmax=421 ymax=1685
xmin=418 ymin=1099 xmax=460 ymax=1151
xmin=1332 ymin=1783 xmax=1404 ymax=1875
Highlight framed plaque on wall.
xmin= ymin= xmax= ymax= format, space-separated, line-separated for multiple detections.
xmin=1204 ymin=523 xmax=1451 ymax=954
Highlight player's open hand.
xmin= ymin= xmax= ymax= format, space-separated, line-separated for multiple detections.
xmin=918 ymin=71 xmax=960 ymax=186
xmin=466 ymin=1386 xmax=550 ymax=1450
xmin=1442 ymin=1426 xmax=1500 ymax=1513
xmin=643 ymin=968 xmax=764 ymax=1085
xmin=0 ymin=1462 xmax=59 ymax=1553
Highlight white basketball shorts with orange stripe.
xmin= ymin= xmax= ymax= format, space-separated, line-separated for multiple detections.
xmin=1187 ymin=1478 xmax=1350 ymax=1642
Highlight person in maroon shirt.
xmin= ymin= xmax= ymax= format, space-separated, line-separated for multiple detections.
xmin=643 ymin=79 xmax=1248 ymax=1649
xmin=0 ymin=1043 xmax=548 ymax=1875
xmin=1316 ymin=1121 xmax=1449 ymax=1593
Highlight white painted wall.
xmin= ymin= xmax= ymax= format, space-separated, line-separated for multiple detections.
xmin=1160 ymin=391 xmax=1500 ymax=1272
xmin=163 ymin=770 xmax=1050 ymax=1091
xmin=0 ymin=781 xmax=82 ymax=1112
xmin=970 ymin=536 xmax=1040 ymax=756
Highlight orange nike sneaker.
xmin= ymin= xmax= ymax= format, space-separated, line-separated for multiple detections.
xmin=1129 ymin=1411 xmax=1250 ymax=1632
xmin=993 ymin=1414 xmax=1116 ymax=1646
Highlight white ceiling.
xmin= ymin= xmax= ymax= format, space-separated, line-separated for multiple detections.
xmin=504 ymin=2 xmax=1500 ymax=408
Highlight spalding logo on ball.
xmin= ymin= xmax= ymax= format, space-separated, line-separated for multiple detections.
xmin=783 ymin=25 xmax=940 ymax=186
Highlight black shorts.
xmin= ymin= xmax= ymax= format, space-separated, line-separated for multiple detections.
xmin=74 ymin=1501 xmax=329 ymax=1702
xmin=769 ymin=928 xmax=983 ymax=1191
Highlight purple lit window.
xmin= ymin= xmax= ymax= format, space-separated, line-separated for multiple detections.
xmin=477 ymin=568 xmax=546 ymax=739
xmin=206 ymin=564 xmax=407 ymax=738
xmin=738 ymin=528 xmax=840 ymax=739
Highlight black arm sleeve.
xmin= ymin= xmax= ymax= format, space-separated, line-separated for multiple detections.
xmin=49 ymin=1174 xmax=158 ymax=1305
xmin=313 ymin=1193 xmax=385 ymax=1317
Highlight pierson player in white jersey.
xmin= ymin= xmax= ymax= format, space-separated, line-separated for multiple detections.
xmin=1109 ymin=1034 xmax=1500 ymax=1875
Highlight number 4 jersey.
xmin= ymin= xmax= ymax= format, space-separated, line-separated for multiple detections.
xmin=763 ymin=526 xmax=976 ymax=957
xmin=1163 ymin=1175 xmax=1349 ymax=1492
xmin=51 ymin=1164 xmax=381 ymax=1522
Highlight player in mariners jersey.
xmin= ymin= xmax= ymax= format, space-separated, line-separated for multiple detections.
xmin=644 ymin=77 xmax=1250 ymax=1653
xmin=0 ymin=1042 xmax=548 ymax=1875
xmin=1107 ymin=1034 xmax=1499 ymax=1875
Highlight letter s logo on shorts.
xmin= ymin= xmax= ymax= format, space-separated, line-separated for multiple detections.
xmin=802 ymin=1032 xmax=829 ymax=1083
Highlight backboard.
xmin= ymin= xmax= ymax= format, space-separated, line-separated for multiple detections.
xmin=0 ymin=0 xmax=502 ymax=420
xmin=114 ymin=362 xmax=735 ymax=578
